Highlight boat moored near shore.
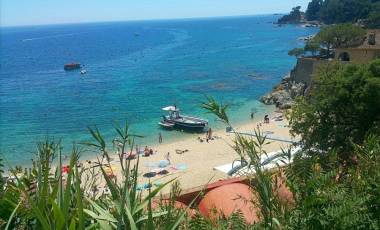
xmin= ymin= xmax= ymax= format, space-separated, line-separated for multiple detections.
xmin=159 ymin=106 xmax=208 ymax=132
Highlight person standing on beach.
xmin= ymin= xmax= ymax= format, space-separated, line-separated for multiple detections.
xmin=166 ymin=152 xmax=171 ymax=164
xmin=158 ymin=132 xmax=163 ymax=143
xmin=208 ymin=127 xmax=212 ymax=140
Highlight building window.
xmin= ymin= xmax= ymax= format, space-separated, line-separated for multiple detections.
xmin=339 ymin=52 xmax=350 ymax=62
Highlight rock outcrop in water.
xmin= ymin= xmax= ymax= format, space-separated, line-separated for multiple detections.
xmin=260 ymin=74 xmax=306 ymax=109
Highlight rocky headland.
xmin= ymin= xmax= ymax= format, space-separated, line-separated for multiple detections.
xmin=260 ymin=74 xmax=306 ymax=109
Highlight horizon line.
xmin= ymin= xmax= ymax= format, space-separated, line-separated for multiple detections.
xmin=0 ymin=12 xmax=285 ymax=28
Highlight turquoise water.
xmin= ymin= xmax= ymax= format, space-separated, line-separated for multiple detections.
xmin=0 ymin=15 xmax=318 ymax=166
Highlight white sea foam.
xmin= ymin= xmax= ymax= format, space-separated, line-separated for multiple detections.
xmin=21 ymin=33 xmax=77 ymax=42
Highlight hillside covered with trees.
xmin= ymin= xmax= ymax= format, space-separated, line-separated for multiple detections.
xmin=278 ymin=0 xmax=380 ymax=28
xmin=277 ymin=6 xmax=304 ymax=24
xmin=306 ymin=0 xmax=380 ymax=28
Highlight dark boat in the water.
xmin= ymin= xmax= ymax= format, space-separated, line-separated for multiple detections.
xmin=159 ymin=106 xmax=208 ymax=131
xmin=64 ymin=63 xmax=81 ymax=71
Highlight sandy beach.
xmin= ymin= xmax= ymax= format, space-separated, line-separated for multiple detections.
xmin=89 ymin=110 xmax=294 ymax=194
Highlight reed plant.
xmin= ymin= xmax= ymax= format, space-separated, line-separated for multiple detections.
xmin=201 ymin=97 xmax=288 ymax=229
xmin=202 ymin=96 xmax=380 ymax=229
xmin=1 ymin=94 xmax=378 ymax=229
xmin=2 ymin=122 xmax=189 ymax=229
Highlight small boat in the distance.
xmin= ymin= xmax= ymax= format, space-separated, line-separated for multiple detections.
xmin=159 ymin=106 xmax=208 ymax=132
xmin=80 ymin=69 xmax=87 ymax=75
xmin=64 ymin=63 xmax=81 ymax=71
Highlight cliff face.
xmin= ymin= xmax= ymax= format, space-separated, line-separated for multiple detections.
xmin=260 ymin=57 xmax=328 ymax=109
xmin=290 ymin=58 xmax=317 ymax=86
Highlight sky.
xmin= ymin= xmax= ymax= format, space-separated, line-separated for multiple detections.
xmin=1 ymin=0 xmax=310 ymax=27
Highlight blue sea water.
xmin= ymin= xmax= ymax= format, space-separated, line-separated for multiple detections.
xmin=0 ymin=15 xmax=318 ymax=166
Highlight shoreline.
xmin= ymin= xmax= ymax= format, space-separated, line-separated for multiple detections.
xmin=84 ymin=108 xmax=293 ymax=193
xmin=4 ymin=107 xmax=293 ymax=193
xmin=2 ymin=102 xmax=276 ymax=170
xmin=1 ymin=17 xmax=317 ymax=168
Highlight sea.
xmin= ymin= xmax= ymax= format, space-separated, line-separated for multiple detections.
xmin=0 ymin=15 xmax=318 ymax=166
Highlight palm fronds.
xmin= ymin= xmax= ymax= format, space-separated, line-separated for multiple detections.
xmin=201 ymin=96 xmax=230 ymax=125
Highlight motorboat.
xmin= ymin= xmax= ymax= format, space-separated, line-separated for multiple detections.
xmin=64 ymin=63 xmax=81 ymax=70
xmin=159 ymin=106 xmax=208 ymax=131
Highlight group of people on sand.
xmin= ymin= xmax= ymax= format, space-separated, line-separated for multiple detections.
xmin=144 ymin=146 xmax=154 ymax=157
xmin=196 ymin=127 xmax=214 ymax=143
xmin=119 ymin=145 xmax=156 ymax=159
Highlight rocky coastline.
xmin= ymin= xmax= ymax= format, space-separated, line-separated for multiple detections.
xmin=260 ymin=74 xmax=307 ymax=110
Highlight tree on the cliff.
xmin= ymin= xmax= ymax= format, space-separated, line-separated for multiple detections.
xmin=306 ymin=0 xmax=324 ymax=21
xmin=313 ymin=24 xmax=366 ymax=57
xmin=288 ymin=48 xmax=305 ymax=58
xmin=278 ymin=6 xmax=303 ymax=24
xmin=289 ymin=60 xmax=380 ymax=161
xmin=304 ymin=40 xmax=320 ymax=56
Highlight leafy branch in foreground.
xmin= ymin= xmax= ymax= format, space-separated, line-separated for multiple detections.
xmin=1 ymin=82 xmax=379 ymax=229
xmin=201 ymin=96 xmax=230 ymax=125
xmin=202 ymin=97 xmax=289 ymax=229
xmin=289 ymin=60 xmax=380 ymax=162
xmin=82 ymin=122 xmax=188 ymax=229
xmin=4 ymin=140 xmax=85 ymax=230
xmin=2 ymin=122 xmax=187 ymax=229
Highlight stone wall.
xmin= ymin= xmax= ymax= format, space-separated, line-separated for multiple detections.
xmin=289 ymin=57 xmax=329 ymax=86
xmin=335 ymin=48 xmax=380 ymax=64
xmin=261 ymin=42 xmax=380 ymax=110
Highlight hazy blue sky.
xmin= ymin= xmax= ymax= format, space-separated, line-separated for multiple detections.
xmin=1 ymin=0 xmax=310 ymax=27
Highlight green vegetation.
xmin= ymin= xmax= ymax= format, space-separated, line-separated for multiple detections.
xmin=284 ymin=134 xmax=380 ymax=229
xmin=202 ymin=69 xmax=380 ymax=228
xmin=278 ymin=0 xmax=380 ymax=27
xmin=314 ymin=23 xmax=366 ymax=48
xmin=0 ymin=124 xmax=190 ymax=229
xmin=277 ymin=6 xmax=303 ymax=24
xmin=304 ymin=40 xmax=320 ymax=56
xmin=305 ymin=0 xmax=323 ymax=21
xmin=0 ymin=63 xmax=380 ymax=228
xmin=288 ymin=23 xmax=366 ymax=58
xmin=288 ymin=48 xmax=305 ymax=58
xmin=368 ymin=2 xmax=380 ymax=28
xmin=314 ymin=23 xmax=366 ymax=56
xmin=285 ymin=60 xmax=380 ymax=227
xmin=289 ymin=60 xmax=380 ymax=159
xmin=305 ymin=0 xmax=380 ymax=27
xmin=202 ymin=97 xmax=286 ymax=229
